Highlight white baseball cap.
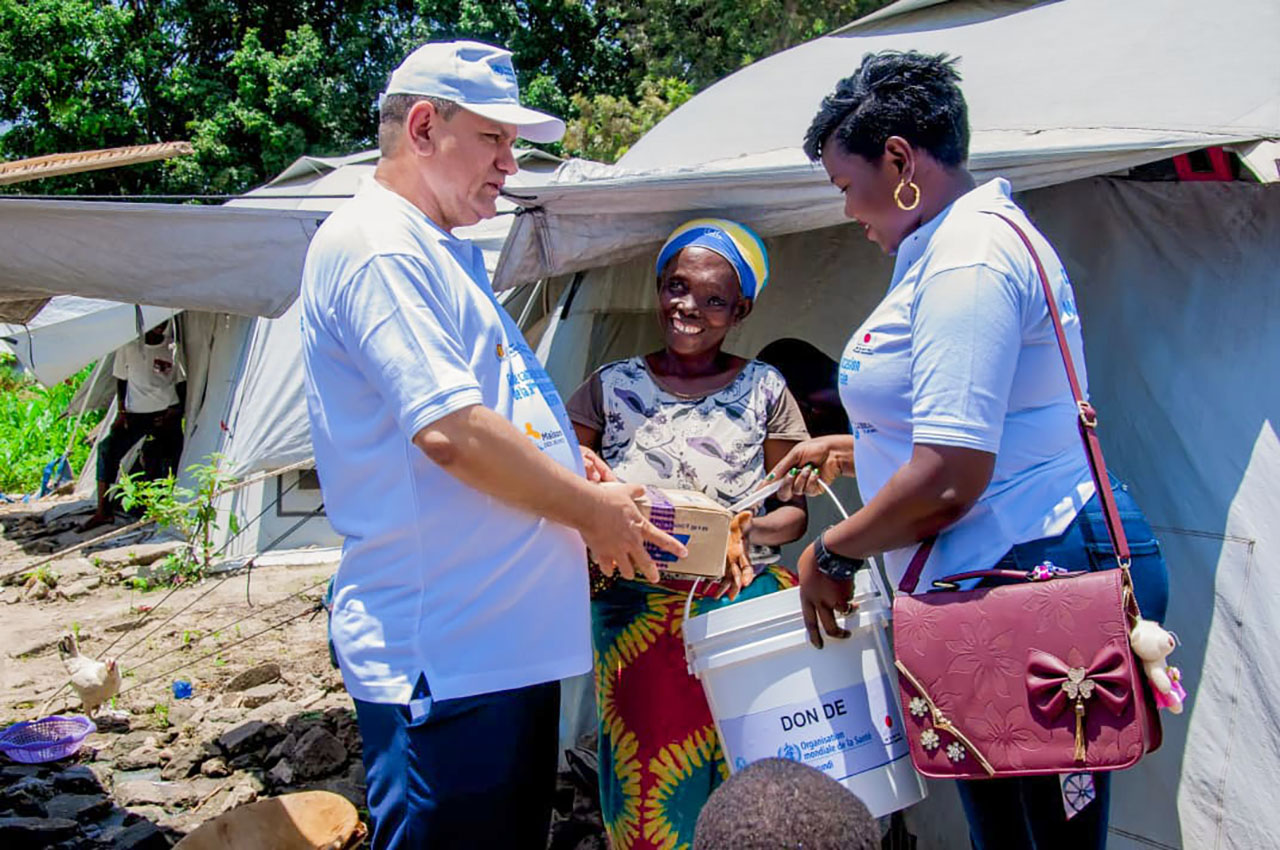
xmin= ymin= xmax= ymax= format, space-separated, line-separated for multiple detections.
xmin=381 ymin=40 xmax=565 ymax=143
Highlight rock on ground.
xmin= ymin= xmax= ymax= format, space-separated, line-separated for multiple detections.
xmin=290 ymin=725 xmax=349 ymax=780
xmin=96 ymin=820 xmax=171 ymax=850
xmin=44 ymin=792 xmax=113 ymax=823
xmin=91 ymin=541 xmax=187 ymax=569
xmin=215 ymin=719 xmax=283 ymax=758
xmin=230 ymin=681 xmax=284 ymax=709
xmin=0 ymin=815 xmax=80 ymax=843
xmin=223 ymin=662 xmax=282 ymax=693
xmin=114 ymin=779 xmax=197 ymax=809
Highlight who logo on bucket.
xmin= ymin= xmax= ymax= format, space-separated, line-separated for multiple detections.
xmin=777 ymin=742 xmax=803 ymax=763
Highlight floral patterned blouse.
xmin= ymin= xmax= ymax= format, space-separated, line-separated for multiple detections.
xmin=567 ymin=356 xmax=808 ymax=565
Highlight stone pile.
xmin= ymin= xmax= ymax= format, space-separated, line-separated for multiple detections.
xmin=0 ymin=662 xmax=364 ymax=847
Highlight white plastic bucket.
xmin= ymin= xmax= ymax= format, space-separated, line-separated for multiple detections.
xmin=683 ymin=574 xmax=926 ymax=817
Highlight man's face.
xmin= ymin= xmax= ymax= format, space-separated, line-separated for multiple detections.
xmin=419 ymin=106 xmax=519 ymax=230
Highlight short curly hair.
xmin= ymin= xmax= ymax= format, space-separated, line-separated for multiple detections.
xmin=803 ymin=50 xmax=969 ymax=167
xmin=692 ymin=758 xmax=879 ymax=850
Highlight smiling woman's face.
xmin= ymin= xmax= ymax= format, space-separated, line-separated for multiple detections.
xmin=821 ymin=142 xmax=914 ymax=254
xmin=656 ymin=247 xmax=749 ymax=358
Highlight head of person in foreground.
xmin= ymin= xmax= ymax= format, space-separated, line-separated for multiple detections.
xmin=375 ymin=40 xmax=564 ymax=231
xmin=805 ymin=50 xmax=972 ymax=255
xmin=693 ymin=758 xmax=879 ymax=850
xmin=652 ymin=217 xmax=770 ymax=363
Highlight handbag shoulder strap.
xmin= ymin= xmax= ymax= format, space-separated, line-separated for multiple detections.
xmin=897 ymin=211 xmax=1130 ymax=595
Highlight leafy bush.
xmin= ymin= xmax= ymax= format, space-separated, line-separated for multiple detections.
xmin=0 ymin=356 xmax=104 ymax=493
xmin=113 ymin=454 xmax=240 ymax=585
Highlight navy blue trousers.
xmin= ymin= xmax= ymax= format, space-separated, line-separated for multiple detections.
xmin=955 ymin=477 xmax=1170 ymax=850
xmin=353 ymin=678 xmax=560 ymax=850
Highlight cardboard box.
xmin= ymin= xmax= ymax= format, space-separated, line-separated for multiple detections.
xmin=638 ymin=487 xmax=732 ymax=580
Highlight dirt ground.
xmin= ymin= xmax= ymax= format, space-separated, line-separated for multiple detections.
xmin=0 ymin=495 xmax=605 ymax=848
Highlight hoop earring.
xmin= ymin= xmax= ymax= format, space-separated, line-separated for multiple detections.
xmin=894 ymin=180 xmax=921 ymax=212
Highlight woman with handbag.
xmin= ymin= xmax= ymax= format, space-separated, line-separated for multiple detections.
xmin=768 ymin=51 xmax=1171 ymax=848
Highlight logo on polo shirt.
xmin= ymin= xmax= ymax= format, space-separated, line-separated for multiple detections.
xmin=496 ymin=342 xmax=506 ymax=359
xmin=524 ymin=421 xmax=567 ymax=452
xmin=839 ymin=356 xmax=860 ymax=385
xmin=853 ymin=332 xmax=876 ymax=356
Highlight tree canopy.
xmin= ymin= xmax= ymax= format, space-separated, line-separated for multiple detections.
xmin=0 ymin=0 xmax=888 ymax=195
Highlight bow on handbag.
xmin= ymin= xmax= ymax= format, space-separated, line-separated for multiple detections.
xmin=1027 ymin=644 xmax=1132 ymax=763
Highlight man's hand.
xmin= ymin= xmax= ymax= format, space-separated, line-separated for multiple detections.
xmin=715 ymin=511 xmax=756 ymax=600
xmin=797 ymin=542 xmax=855 ymax=649
xmin=767 ymin=435 xmax=855 ymax=501
xmin=580 ymin=482 xmax=687 ymax=583
xmin=113 ymin=409 xmax=128 ymax=430
xmin=579 ymin=445 xmax=615 ymax=483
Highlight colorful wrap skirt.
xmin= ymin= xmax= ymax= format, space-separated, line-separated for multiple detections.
xmin=591 ymin=566 xmax=796 ymax=850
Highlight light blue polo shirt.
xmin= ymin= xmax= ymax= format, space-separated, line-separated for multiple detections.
xmin=839 ymin=179 xmax=1095 ymax=591
xmin=300 ymin=179 xmax=590 ymax=703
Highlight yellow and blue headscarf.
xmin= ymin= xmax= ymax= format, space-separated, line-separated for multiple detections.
xmin=655 ymin=218 xmax=770 ymax=300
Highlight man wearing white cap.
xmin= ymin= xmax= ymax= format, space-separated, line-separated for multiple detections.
xmin=299 ymin=40 xmax=686 ymax=849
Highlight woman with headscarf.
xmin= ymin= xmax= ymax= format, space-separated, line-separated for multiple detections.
xmin=769 ymin=52 xmax=1171 ymax=848
xmin=566 ymin=218 xmax=811 ymax=850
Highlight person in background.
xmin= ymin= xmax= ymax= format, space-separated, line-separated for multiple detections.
xmin=299 ymin=40 xmax=684 ymax=850
xmin=567 ymin=218 xmax=809 ymax=850
xmin=756 ymin=337 xmax=852 ymax=438
xmin=692 ymin=758 xmax=880 ymax=850
xmin=772 ymin=50 xmax=1170 ymax=849
xmin=81 ymin=320 xmax=185 ymax=530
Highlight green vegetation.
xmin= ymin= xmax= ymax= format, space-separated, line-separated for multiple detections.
xmin=113 ymin=454 xmax=240 ymax=585
xmin=0 ymin=354 xmax=103 ymax=494
xmin=0 ymin=0 xmax=890 ymax=191
xmin=22 ymin=564 xmax=58 ymax=588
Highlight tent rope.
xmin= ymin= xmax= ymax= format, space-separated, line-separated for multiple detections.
xmin=114 ymin=603 xmax=321 ymax=698
xmin=0 ymin=457 xmax=317 ymax=584
xmin=116 ymin=574 xmax=330 ymax=678
xmin=31 ymin=476 xmax=313 ymax=712
xmin=240 ymin=502 xmax=325 ymax=608
xmin=78 ymin=473 xmax=306 ymax=661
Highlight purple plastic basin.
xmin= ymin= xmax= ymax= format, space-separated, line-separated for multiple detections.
xmin=0 ymin=714 xmax=97 ymax=763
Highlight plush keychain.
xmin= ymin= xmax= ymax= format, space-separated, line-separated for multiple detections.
xmin=1129 ymin=619 xmax=1188 ymax=713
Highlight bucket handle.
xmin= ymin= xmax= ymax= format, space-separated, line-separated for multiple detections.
xmin=817 ymin=479 xmax=893 ymax=604
xmin=681 ymin=479 xmax=893 ymax=674
xmin=683 ymin=579 xmax=702 ymax=674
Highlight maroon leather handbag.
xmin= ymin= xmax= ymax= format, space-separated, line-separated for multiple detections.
xmin=890 ymin=212 xmax=1162 ymax=780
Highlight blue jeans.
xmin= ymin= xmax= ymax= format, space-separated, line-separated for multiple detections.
xmin=353 ymin=677 xmax=560 ymax=850
xmin=955 ymin=476 xmax=1169 ymax=850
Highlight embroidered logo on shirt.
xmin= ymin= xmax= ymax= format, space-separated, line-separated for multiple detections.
xmin=495 ymin=342 xmax=506 ymax=359
xmin=524 ymin=421 xmax=567 ymax=452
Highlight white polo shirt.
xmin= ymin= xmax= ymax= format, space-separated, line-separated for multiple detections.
xmin=300 ymin=179 xmax=590 ymax=704
xmin=839 ymin=179 xmax=1095 ymax=591
xmin=113 ymin=338 xmax=184 ymax=414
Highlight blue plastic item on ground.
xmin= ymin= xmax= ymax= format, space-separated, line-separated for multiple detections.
xmin=172 ymin=679 xmax=193 ymax=700
xmin=38 ymin=456 xmax=73 ymax=497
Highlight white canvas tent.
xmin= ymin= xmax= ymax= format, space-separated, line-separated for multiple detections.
xmin=1 ymin=298 xmax=178 ymax=386
xmin=1 ymin=0 xmax=1277 ymax=843
xmin=486 ymin=1 xmax=1279 ymax=848
xmin=1 ymin=148 xmax=569 ymax=556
